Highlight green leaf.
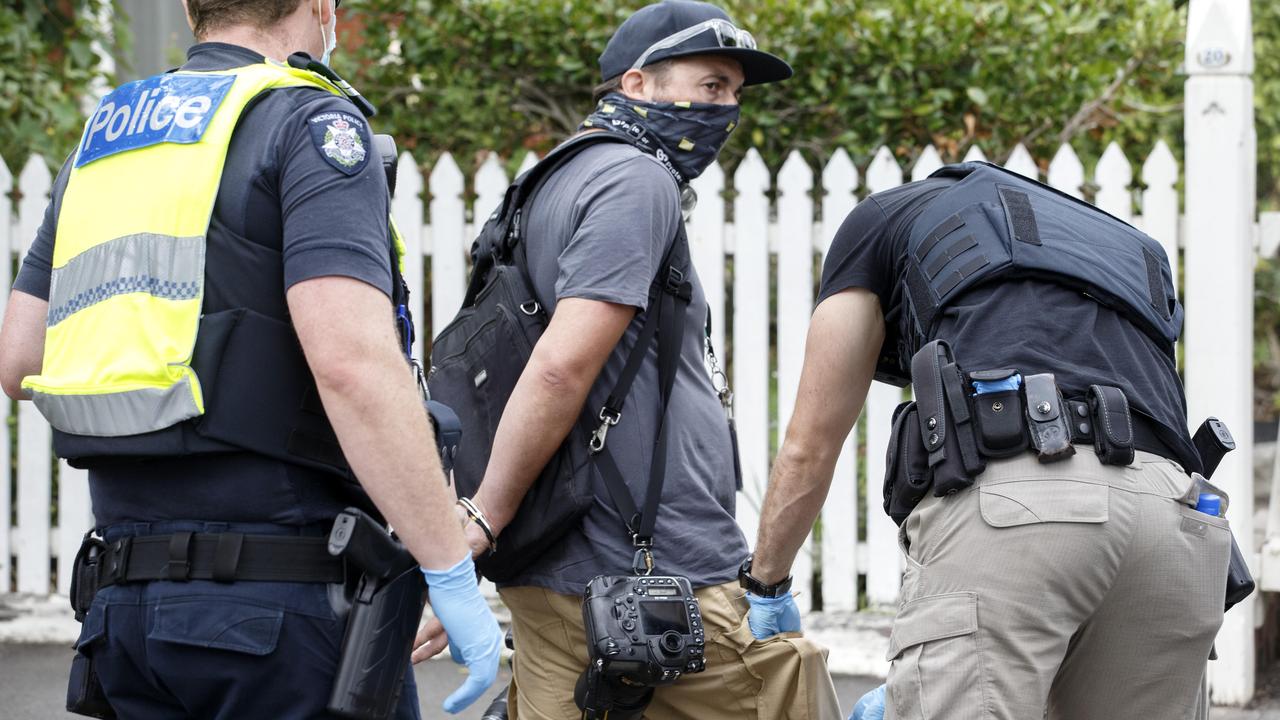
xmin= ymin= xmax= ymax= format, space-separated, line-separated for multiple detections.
xmin=966 ymin=87 xmax=990 ymax=107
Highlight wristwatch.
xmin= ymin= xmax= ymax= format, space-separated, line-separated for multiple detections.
xmin=738 ymin=555 xmax=792 ymax=598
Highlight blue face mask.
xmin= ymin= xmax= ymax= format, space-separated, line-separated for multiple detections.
xmin=580 ymin=92 xmax=740 ymax=183
xmin=318 ymin=0 xmax=338 ymax=65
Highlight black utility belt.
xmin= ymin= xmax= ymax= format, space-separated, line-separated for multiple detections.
xmin=885 ymin=340 xmax=1174 ymax=525
xmin=965 ymin=369 xmax=1174 ymax=464
xmin=70 ymin=532 xmax=345 ymax=620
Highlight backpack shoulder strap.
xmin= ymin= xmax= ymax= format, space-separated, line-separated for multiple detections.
xmin=463 ymin=133 xmax=633 ymax=307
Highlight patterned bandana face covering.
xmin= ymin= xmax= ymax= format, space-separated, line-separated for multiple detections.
xmin=579 ymin=92 xmax=740 ymax=183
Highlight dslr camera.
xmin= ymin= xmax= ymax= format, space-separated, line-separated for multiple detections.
xmin=574 ymin=575 xmax=706 ymax=719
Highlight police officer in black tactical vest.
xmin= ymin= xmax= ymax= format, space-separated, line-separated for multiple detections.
xmin=0 ymin=1 xmax=501 ymax=716
xmin=741 ymin=161 xmax=1234 ymax=720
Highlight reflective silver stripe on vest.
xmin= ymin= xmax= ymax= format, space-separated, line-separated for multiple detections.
xmin=28 ymin=376 xmax=201 ymax=436
xmin=47 ymin=233 xmax=204 ymax=327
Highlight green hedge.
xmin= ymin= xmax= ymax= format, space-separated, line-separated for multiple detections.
xmin=0 ymin=1 xmax=126 ymax=175
xmin=342 ymin=0 xmax=1186 ymax=181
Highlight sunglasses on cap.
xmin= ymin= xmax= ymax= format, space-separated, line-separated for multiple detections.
xmin=629 ymin=18 xmax=757 ymax=72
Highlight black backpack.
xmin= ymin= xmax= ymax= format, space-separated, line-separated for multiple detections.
xmin=427 ymin=133 xmax=694 ymax=582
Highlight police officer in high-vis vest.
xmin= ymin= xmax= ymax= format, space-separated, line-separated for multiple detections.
xmin=0 ymin=1 xmax=502 ymax=717
xmin=739 ymin=163 xmax=1235 ymax=719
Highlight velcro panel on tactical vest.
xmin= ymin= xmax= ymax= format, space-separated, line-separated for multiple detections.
xmin=904 ymin=162 xmax=1182 ymax=352
xmin=998 ymin=187 xmax=1041 ymax=246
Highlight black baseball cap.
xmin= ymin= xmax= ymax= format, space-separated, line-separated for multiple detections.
xmin=599 ymin=1 xmax=793 ymax=87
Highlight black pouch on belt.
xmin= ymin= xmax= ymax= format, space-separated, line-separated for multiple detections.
xmin=884 ymin=401 xmax=932 ymax=525
xmin=969 ymin=369 xmax=1028 ymax=458
xmin=1087 ymin=384 xmax=1135 ymax=466
xmin=911 ymin=341 xmax=985 ymax=496
xmin=1024 ymin=373 xmax=1075 ymax=463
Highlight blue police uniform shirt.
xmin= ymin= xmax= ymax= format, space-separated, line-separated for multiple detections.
xmin=14 ymin=43 xmax=394 ymax=527
xmin=818 ymin=177 xmax=1198 ymax=471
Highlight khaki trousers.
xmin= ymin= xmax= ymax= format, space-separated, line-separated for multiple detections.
xmin=499 ymin=581 xmax=842 ymax=719
xmin=887 ymin=450 xmax=1230 ymax=720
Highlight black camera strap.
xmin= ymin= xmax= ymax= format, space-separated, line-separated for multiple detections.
xmin=588 ymin=244 xmax=692 ymax=574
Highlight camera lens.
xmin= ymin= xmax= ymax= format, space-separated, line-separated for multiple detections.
xmin=660 ymin=631 xmax=685 ymax=655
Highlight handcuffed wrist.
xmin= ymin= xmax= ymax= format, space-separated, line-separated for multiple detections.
xmin=456 ymin=497 xmax=498 ymax=554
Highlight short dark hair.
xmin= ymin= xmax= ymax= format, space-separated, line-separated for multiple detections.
xmin=185 ymin=0 xmax=308 ymax=39
xmin=591 ymin=59 xmax=675 ymax=104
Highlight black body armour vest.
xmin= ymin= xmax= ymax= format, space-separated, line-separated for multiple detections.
xmin=877 ymin=161 xmax=1183 ymax=385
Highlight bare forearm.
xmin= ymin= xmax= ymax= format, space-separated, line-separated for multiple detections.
xmin=0 ymin=291 xmax=48 ymax=400
xmin=316 ymin=349 xmax=471 ymax=571
xmin=750 ymin=289 xmax=884 ymax=585
xmin=289 ymin=276 xmax=470 ymax=572
xmin=752 ymin=443 xmax=841 ymax=584
xmin=473 ymin=355 xmax=594 ymax=529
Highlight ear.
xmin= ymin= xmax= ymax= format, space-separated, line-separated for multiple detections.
xmin=618 ymin=68 xmax=650 ymax=101
xmin=182 ymin=0 xmax=197 ymax=35
xmin=315 ymin=0 xmax=332 ymax=25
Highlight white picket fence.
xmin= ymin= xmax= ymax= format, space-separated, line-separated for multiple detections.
xmin=2 ymin=137 xmax=1273 ymax=683
xmin=0 ymin=137 xmax=1218 ymax=598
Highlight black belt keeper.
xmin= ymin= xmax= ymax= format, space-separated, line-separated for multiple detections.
xmin=167 ymin=532 xmax=194 ymax=581
xmin=213 ymin=533 xmax=246 ymax=582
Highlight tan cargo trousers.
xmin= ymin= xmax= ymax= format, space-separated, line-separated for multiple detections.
xmin=886 ymin=450 xmax=1231 ymax=720
xmin=499 ymin=580 xmax=842 ymax=719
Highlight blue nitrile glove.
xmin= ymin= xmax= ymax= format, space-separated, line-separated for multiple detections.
xmin=745 ymin=591 xmax=802 ymax=640
xmin=850 ymin=684 xmax=886 ymax=720
xmin=421 ymin=555 xmax=504 ymax=714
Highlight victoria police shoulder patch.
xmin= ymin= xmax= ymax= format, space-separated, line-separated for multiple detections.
xmin=307 ymin=110 xmax=369 ymax=175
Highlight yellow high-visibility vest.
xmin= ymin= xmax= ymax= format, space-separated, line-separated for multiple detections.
xmin=22 ymin=61 xmax=348 ymax=436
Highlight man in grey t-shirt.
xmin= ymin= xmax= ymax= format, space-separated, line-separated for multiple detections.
xmin=416 ymin=2 xmax=840 ymax=718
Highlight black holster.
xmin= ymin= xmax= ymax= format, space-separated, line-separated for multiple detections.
xmin=883 ymin=401 xmax=931 ymax=525
xmin=66 ymin=534 xmax=116 ymax=718
xmin=327 ymin=508 xmax=428 ymax=720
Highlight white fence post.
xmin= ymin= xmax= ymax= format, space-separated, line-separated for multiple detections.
xmin=472 ymin=154 xmax=509 ymax=239
xmin=689 ymin=161 xmax=727 ymax=358
xmin=863 ymin=147 xmax=905 ymax=607
xmin=1047 ymin=144 xmax=1086 ymax=199
xmin=1141 ymin=141 xmax=1181 ymax=285
xmin=732 ymin=150 xmax=771 ymax=548
xmin=57 ymin=462 xmax=91 ymax=595
xmin=16 ymin=156 xmax=52 ymax=594
xmin=1184 ymin=0 xmax=1256 ymax=705
xmin=1004 ymin=144 xmax=1039 ymax=179
xmin=776 ymin=151 xmax=815 ymax=612
xmin=429 ymin=154 xmax=466 ymax=340
xmin=819 ymin=149 xmax=860 ymax=611
xmin=912 ymin=146 xmax=944 ymax=181
xmin=1094 ymin=143 xmax=1134 ymax=224
xmin=0 ymin=156 xmax=11 ymax=593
